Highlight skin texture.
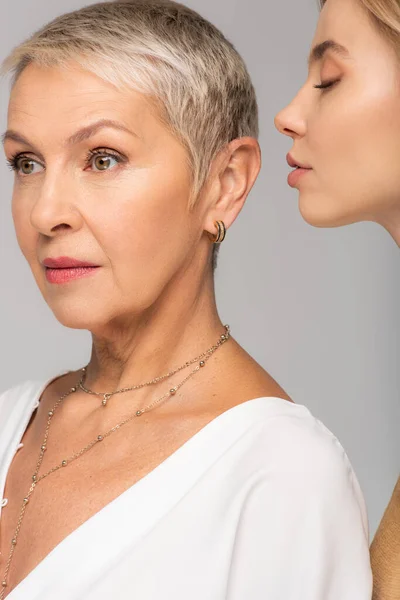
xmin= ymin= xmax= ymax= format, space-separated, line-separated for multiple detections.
xmin=1 ymin=62 xmax=290 ymax=592
xmin=275 ymin=0 xmax=400 ymax=244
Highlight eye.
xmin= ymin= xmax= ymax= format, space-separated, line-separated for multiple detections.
xmin=87 ymin=149 xmax=124 ymax=172
xmin=313 ymin=78 xmax=340 ymax=91
xmin=6 ymin=155 xmax=44 ymax=176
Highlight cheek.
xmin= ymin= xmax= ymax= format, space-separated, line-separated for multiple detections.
xmin=88 ymin=167 xmax=194 ymax=290
xmin=309 ymin=87 xmax=400 ymax=202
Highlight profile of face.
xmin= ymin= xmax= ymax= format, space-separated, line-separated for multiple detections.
xmin=275 ymin=0 xmax=400 ymax=232
xmin=4 ymin=64 xmax=254 ymax=335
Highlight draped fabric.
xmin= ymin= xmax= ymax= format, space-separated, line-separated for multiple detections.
xmin=0 ymin=378 xmax=372 ymax=600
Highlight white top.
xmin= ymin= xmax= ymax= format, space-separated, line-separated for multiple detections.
xmin=0 ymin=377 xmax=372 ymax=599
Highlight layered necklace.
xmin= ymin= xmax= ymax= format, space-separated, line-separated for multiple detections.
xmin=0 ymin=325 xmax=230 ymax=598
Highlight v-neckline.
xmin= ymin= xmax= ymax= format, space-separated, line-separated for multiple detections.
xmin=0 ymin=375 xmax=300 ymax=600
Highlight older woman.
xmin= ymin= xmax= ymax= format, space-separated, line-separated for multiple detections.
xmin=0 ymin=1 xmax=371 ymax=598
xmin=275 ymin=0 xmax=400 ymax=597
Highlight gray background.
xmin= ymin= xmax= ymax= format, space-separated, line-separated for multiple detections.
xmin=1 ymin=0 xmax=398 ymax=538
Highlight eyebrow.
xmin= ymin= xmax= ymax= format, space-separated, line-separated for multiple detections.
xmin=66 ymin=119 xmax=139 ymax=145
xmin=1 ymin=118 xmax=139 ymax=150
xmin=308 ymin=39 xmax=350 ymax=67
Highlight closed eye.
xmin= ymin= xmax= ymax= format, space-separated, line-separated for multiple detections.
xmin=313 ymin=79 xmax=340 ymax=91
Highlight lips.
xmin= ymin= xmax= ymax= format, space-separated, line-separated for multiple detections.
xmin=43 ymin=257 xmax=99 ymax=269
xmin=286 ymin=153 xmax=312 ymax=170
xmin=285 ymin=152 xmax=313 ymax=188
xmin=42 ymin=257 xmax=100 ymax=285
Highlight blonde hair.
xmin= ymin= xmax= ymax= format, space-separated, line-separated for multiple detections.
xmin=1 ymin=0 xmax=258 ymax=206
xmin=320 ymin=0 xmax=400 ymax=53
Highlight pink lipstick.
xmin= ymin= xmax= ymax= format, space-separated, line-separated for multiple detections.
xmin=43 ymin=257 xmax=100 ymax=285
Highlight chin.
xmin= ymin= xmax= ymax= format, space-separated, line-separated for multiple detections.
xmin=51 ymin=311 xmax=96 ymax=331
xmin=298 ymin=192 xmax=361 ymax=229
xmin=44 ymin=296 xmax=106 ymax=331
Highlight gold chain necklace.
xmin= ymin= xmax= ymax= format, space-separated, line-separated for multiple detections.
xmin=79 ymin=325 xmax=231 ymax=406
xmin=0 ymin=326 xmax=230 ymax=597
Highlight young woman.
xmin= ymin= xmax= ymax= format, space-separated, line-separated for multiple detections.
xmin=275 ymin=0 xmax=400 ymax=597
xmin=0 ymin=1 xmax=371 ymax=598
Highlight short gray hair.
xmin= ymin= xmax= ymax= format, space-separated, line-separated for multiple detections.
xmin=2 ymin=0 xmax=259 ymax=205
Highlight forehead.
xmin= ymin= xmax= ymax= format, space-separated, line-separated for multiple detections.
xmin=310 ymin=0 xmax=400 ymax=74
xmin=312 ymin=0 xmax=376 ymax=51
xmin=7 ymin=63 xmax=152 ymax=138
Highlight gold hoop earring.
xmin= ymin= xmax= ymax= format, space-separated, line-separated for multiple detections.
xmin=211 ymin=220 xmax=226 ymax=244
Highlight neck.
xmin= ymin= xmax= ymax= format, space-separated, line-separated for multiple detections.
xmin=84 ymin=263 xmax=224 ymax=393
xmin=376 ymin=207 xmax=400 ymax=246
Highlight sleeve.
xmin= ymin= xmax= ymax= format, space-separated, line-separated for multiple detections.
xmin=226 ymin=419 xmax=373 ymax=600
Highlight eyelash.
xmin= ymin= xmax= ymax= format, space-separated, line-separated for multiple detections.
xmin=6 ymin=155 xmax=23 ymax=172
xmin=313 ymin=78 xmax=340 ymax=91
xmin=6 ymin=148 xmax=125 ymax=174
xmin=85 ymin=148 xmax=125 ymax=168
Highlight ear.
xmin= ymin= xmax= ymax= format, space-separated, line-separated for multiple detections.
xmin=202 ymin=137 xmax=261 ymax=239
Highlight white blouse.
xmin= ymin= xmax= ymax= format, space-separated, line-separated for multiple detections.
xmin=0 ymin=378 xmax=372 ymax=599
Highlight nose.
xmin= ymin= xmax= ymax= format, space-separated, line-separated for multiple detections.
xmin=30 ymin=173 xmax=84 ymax=237
xmin=274 ymin=93 xmax=307 ymax=139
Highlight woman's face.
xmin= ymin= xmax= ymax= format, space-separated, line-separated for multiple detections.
xmin=275 ymin=0 xmax=400 ymax=231
xmin=4 ymin=63 xmax=207 ymax=332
